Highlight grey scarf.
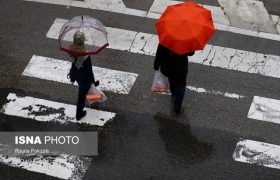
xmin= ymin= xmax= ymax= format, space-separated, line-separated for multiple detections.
xmin=73 ymin=55 xmax=89 ymax=69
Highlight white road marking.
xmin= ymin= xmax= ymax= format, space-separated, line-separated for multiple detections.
xmin=187 ymin=86 xmax=245 ymax=99
xmin=23 ymin=55 xmax=138 ymax=94
xmin=25 ymin=0 xmax=280 ymax=41
xmin=0 ymin=153 xmax=91 ymax=180
xmin=159 ymin=85 xmax=245 ymax=99
xmin=48 ymin=18 xmax=280 ymax=79
xmin=0 ymin=93 xmax=116 ymax=126
xmin=217 ymin=0 xmax=277 ymax=34
xmin=24 ymin=55 xmax=245 ymax=100
xmin=25 ymin=0 xmax=147 ymax=17
xmin=233 ymin=139 xmax=280 ymax=169
xmin=272 ymin=15 xmax=280 ymax=33
xmin=248 ymin=96 xmax=280 ymax=124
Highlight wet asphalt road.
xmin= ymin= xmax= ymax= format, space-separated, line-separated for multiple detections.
xmin=1 ymin=0 xmax=280 ymax=179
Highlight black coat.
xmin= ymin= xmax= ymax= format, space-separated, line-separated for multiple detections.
xmin=154 ymin=44 xmax=194 ymax=86
xmin=71 ymin=55 xmax=95 ymax=85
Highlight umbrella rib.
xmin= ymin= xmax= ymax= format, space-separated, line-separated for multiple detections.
xmin=88 ymin=26 xmax=96 ymax=49
xmin=156 ymin=2 xmax=215 ymax=54
xmin=59 ymin=15 xmax=109 ymax=55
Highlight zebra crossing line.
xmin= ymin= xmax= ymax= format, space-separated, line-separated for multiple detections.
xmin=48 ymin=18 xmax=280 ymax=80
xmin=233 ymin=139 xmax=280 ymax=170
xmin=23 ymin=55 xmax=138 ymax=95
xmin=24 ymin=0 xmax=280 ymax=41
xmin=24 ymin=0 xmax=147 ymax=17
xmin=248 ymin=96 xmax=280 ymax=125
xmin=23 ymin=55 xmax=245 ymax=99
xmin=0 ymin=153 xmax=91 ymax=180
xmin=1 ymin=93 xmax=116 ymax=126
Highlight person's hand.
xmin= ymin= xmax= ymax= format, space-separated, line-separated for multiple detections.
xmin=93 ymin=80 xmax=99 ymax=87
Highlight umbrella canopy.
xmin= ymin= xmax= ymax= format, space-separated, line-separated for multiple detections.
xmin=59 ymin=15 xmax=109 ymax=56
xmin=155 ymin=1 xmax=215 ymax=55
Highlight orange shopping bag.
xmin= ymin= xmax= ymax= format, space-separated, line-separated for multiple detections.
xmin=86 ymin=84 xmax=107 ymax=104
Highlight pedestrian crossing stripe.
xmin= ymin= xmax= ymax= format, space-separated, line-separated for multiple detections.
xmin=233 ymin=139 xmax=280 ymax=169
xmin=24 ymin=0 xmax=280 ymax=41
xmin=0 ymin=93 xmax=116 ymax=126
xmin=23 ymin=55 xmax=245 ymax=100
xmin=48 ymin=18 xmax=280 ymax=79
xmin=248 ymin=96 xmax=280 ymax=124
xmin=23 ymin=55 xmax=138 ymax=95
xmin=25 ymin=0 xmax=147 ymax=17
xmin=0 ymin=153 xmax=91 ymax=180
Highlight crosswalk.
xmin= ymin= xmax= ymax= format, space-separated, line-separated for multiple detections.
xmin=23 ymin=55 xmax=138 ymax=94
xmin=1 ymin=0 xmax=280 ymax=179
xmin=25 ymin=0 xmax=280 ymax=41
xmin=48 ymin=18 xmax=280 ymax=79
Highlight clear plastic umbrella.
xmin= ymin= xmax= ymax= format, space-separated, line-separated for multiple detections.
xmin=59 ymin=15 xmax=109 ymax=56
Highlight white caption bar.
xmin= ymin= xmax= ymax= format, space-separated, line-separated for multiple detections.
xmin=48 ymin=18 xmax=280 ymax=79
xmin=23 ymin=55 xmax=138 ymax=94
xmin=0 ymin=154 xmax=91 ymax=180
xmin=233 ymin=139 xmax=280 ymax=169
xmin=248 ymin=96 xmax=280 ymax=124
xmin=0 ymin=93 xmax=116 ymax=126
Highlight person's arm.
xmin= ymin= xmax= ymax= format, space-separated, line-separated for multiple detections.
xmin=154 ymin=44 xmax=163 ymax=70
xmin=187 ymin=51 xmax=195 ymax=56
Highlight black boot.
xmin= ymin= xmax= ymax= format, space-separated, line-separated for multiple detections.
xmin=76 ymin=110 xmax=87 ymax=121
xmin=174 ymin=105 xmax=186 ymax=119
xmin=174 ymin=105 xmax=181 ymax=114
xmin=170 ymin=96 xmax=175 ymax=113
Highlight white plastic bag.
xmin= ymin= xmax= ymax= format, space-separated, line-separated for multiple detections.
xmin=86 ymin=85 xmax=107 ymax=104
xmin=151 ymin=70 xmax=170 ymax=93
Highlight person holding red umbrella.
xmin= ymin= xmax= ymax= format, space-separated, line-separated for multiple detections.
xmin=154 ymin=1 xmax=215 ymax=116
xmin=154 ymin=44 xmax=194 ymax=115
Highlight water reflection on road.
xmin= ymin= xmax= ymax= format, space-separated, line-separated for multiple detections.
xmin=154 ymin=113 xmax=213 ymax=165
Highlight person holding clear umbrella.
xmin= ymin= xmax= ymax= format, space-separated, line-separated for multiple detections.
xmin=69 ymin=31 xmax=99 ymax=120
xmin=59 ymin=15 xmax=108 ymax=120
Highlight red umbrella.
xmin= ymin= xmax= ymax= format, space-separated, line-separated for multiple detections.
xmin=155 ymin=1 xmax=215 ymax=55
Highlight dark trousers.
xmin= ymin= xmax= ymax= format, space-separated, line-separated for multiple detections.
xmin=169 ymin=78 xmax=186 ymax=112
xmin=76 ymin=81 xmax=91 ymax=118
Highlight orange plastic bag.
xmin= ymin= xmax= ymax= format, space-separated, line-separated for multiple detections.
xmin=151 ymin=71 xmax=170 ymax=93
xmin=86 ymin=93 xmax=102 ymax=102
xmin=86 ymin=85 xmax=107 ymax=104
